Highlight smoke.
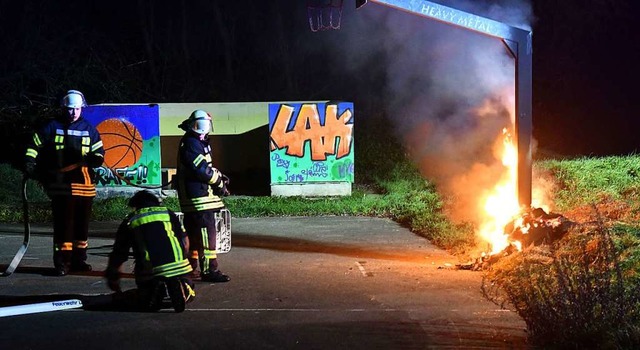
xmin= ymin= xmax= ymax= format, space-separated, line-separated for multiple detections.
xmin=328 ymin=0 xmax=536 ymax=223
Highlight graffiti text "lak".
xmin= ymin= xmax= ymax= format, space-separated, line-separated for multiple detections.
xmin=270 ymin=104 xmax=353 ymax=161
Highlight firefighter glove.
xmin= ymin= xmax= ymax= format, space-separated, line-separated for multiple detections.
xmin=105 ymin=268 xmax=122 ymax=293
xmin=84 ymin=153 xmax=104 ymax=168
xmin=212 ymin=178 xmax=230 ymax=196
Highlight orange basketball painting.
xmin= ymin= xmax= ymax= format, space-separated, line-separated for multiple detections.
xmin=96 ymin=118 xmax=144 ymax=168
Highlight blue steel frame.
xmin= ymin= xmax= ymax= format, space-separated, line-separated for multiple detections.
xmin=365 ymin=0 xmax=533 ymax=207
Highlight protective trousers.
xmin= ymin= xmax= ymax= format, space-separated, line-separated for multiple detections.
xmin=50 ymin=195 xmax=92 ymax=269
xmin=183 ymin=210 xmax=218 ymax=275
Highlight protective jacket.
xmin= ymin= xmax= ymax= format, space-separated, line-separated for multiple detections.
xmin=176 ymin=131 xmax=225 ymax=213
xmin=24 ymin=116 xmax=104 ymax=197
xmin=107 ymin=206 xmax=192 ymax=284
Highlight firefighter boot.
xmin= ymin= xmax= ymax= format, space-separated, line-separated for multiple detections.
xmin=165 ymin=278 xmax=188 ymax=313
xmin=53 ymin=248 xmax=71 ymax=276
xmin=145 ymin=280 xmax=168 ymax=312
xmin=201 ymin=270 xmax=230 ymax=283
xmin=70 ymin=242 xmax=92 ymax=272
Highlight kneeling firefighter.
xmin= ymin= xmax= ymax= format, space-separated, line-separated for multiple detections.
xmin=176 ymin=110 xmax=230 ymax=283
xmin=105 ymin=190 xmax=195 ymax=313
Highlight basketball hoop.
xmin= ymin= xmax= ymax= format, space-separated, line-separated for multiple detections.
xmin=307 ymin=0 xmax=343 ymax=32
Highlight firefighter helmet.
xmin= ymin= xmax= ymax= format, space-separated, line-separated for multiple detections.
xmin=128 ymin=190 xmax=162 ymax=209
xmin=61 ymin=90 xmax=87 ymax=108
xmin=189 ymin=110 xmax=212 ymax=135
xmin=178 ymin=109 xmax=213 ymax=134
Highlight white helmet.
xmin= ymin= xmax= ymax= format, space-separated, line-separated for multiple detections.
xmin=62 ymin=90 xmax=87 ymax=108
xmin=189 ymin=110 xmax=212 ymax=135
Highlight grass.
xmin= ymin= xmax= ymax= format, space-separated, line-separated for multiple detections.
xmin=536 ymin=155 xmax=640 ymax=211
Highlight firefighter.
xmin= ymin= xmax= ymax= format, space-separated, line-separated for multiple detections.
xmin=24 ymin=90 xmax=104 ymax=276
xmin=105 ymin=190 xmax=196 ymax=313
xmin=176 ymin=109 xmax=230 ymax=283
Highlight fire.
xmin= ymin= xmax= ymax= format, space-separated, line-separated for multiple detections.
xmin=478 ymin=128 xmax=522 ymax=254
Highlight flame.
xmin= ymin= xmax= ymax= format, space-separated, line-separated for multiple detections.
xmin=478 ymin=128 xmax=522 ymax=254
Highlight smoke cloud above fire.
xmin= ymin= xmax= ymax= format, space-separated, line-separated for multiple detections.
xmin=324 ymin=0 xmax=536 ymax=224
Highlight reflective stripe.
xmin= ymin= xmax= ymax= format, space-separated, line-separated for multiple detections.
xmin=179 ymin=195 xmax=224 ymax=212
xmin=129 ymin=208 xmax=171 ymax=229
xmin=81 ymin=166 xmax=91 ymax=184
xmin=193 ymin=154 xmax=206 ymax=167
xmin=208 ymin=168 xmax=221 ymax=185
xmin=64 ymin=129 xmax=90 ymax=137
xmin=74 ymin=240 xmax=88 ymax=249
xmin=26 ymin=148 xmax=38 ymax=158
xmin=91 ymin=141 xmax=103 ymax=152
xmin=55 ymin=242 xmax=73 ymax=251
xmin=48 ymin=183 xmax=95 ymax=197
xmin=70 ymin=188 xmax=97 ymax=197
xmin=152 ymin=259 xmax=192 ymax=278
xmin=203 ymin=249 xmax=217 ymax=259
xmin=200 ymin=227 xmax=208 ymax=250
xmin=33 ymin=134 xmax=42 ymax=147
xmin=164 ymin=221 xmax=183 ymax=261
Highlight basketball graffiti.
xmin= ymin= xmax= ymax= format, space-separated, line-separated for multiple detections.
xmin=268 ymin=102 xmax=354 ymax=184
xmin=83 ymin=105 xmax=161 ymax=186
xmin=96 ymin=118 xmax=144 ymax=168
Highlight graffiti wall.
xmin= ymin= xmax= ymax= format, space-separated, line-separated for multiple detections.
xmin=83 ymin=105 xmax=161 ymax=186
xmin=269 ymin=102 xmax=354 ymax=184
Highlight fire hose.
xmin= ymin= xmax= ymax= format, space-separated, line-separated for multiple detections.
xmin=2 ymin=175 xmax=31 ymax=276
xmin=2 ymin=162 xmax=230 ymax=275
xmin=60 ymin=162 xmax=229 ymax=193
xmin=59 ymin=162 xmax=174 ymax=190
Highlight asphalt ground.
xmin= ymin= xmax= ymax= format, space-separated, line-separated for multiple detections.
xmin=0 ymin=216 xmax=530 ymax=349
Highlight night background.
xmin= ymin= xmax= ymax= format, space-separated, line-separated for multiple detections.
xmin=0 ymin=0 xmax=638 ymax=166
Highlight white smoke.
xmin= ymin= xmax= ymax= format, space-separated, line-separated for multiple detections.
xmin=328 ymin=0 xmax=536 ymax=223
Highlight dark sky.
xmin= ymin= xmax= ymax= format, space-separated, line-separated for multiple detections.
xmin=528 ymin=0 xmax=640 ymax=157
xmin=1 ymin=0 xmax=638 ymax=158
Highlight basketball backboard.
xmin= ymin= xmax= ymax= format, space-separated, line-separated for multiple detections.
xmin=307 ymin=0 xmax=368 ymax=32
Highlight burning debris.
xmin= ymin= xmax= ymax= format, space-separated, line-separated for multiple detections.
xmin=454 ymin=207 xmax=575 ymax=271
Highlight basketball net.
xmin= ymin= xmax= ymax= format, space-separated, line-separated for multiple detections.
xmin=307 ymin=0 xmax=343 ymax=32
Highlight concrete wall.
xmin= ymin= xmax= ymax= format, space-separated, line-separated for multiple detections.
xmin=96 ymin=102 xmax=352 ymax=197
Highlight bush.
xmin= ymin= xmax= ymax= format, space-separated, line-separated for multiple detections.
xmin=483 ymin=217 xmax=640 ymax=348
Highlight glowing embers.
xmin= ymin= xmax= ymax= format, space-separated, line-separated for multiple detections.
xmin=459 ymin=207 xmax=574 ymax=271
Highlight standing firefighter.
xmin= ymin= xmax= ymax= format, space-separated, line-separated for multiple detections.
xmin=105 ymin=190 xmax=196 ymax=313
xmin=176 ymin=109 xmax=230 ymax=283
xmin=24 ymin=90 xmax=104 ymax=276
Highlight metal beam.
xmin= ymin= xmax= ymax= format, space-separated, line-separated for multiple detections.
xmin=368 ymin=0 xmax=533 ymax=207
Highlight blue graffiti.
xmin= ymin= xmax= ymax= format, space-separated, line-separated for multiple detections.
xmin=337 ymin=162 xmax=354 ymax=178
xmin=96 ymin=165 xmax=149 ymax=186
xmin=284 ymin=170 xmax=305 ymax=183
xmin=301 ymin=162 xmax=328 ymax=179
xmin=271 ymin=153 xmax=291 ymax=169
